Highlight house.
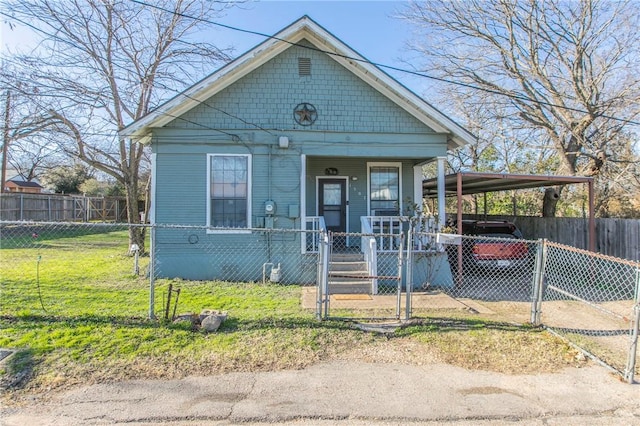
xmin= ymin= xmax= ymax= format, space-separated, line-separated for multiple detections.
xmin=5 ymin=177 xmax=44 ymax=194
xmin=120 ymin=16 xmax=475 ymax=284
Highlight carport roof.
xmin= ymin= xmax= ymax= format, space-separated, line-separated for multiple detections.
xmin=422 ymin=171 xmax=595 ymax=252
xmin=422 ymin=171 xmax=593 ymax=198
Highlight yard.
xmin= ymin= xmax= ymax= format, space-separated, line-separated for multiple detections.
xmin=0 ymin=227 xmax=588 ymax=403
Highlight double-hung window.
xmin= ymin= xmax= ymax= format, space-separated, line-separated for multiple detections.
xmin=369 ymin=163 xmax=401 ymax=216
xmin=207 ymin=154 xmax=251 ymax=231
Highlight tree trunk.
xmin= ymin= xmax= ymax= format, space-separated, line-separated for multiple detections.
xmin=542 ymin=187 xmax=560 ymax=217
xmin=125 ymin=180 xmax=146 ymax=254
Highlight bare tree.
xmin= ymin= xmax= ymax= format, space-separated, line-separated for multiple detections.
xmin=1 ymin=86 xmax=62 ymax=190
xmin=2 ymin=0 xmax=238 ymax=250
xmin=444 ymin=89 xmax=557 ymax=216
xmin=402 ymin=0 xmax=640 ymax=216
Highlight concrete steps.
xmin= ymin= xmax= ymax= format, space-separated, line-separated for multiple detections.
xmin=328 ymin=253 xmax=372 ymax=294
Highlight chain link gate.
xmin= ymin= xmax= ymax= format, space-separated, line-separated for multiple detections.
xmin=531 ymin=240 xmax=640 ymax=383
xmin=316 ymin=230 xmax=406 ymax=320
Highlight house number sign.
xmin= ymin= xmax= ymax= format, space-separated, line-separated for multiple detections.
xmin=293 ymin=103 xmax=317 ymax=126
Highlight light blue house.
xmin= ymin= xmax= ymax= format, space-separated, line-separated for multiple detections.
xmin=120 ymin=16 xmax=475 ymax=285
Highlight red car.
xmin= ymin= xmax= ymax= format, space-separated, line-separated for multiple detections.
xmin=461 ymin=221 xmax=530 ymax=269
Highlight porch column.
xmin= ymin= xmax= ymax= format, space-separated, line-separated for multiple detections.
xmin=300 ymin=153 xmax=306 ymax=226
xmin=413 ymin=165 xmax=422 ymax=215
xmin=300 ymin=154 xmax=307 ymax=254
xmin=437 ymin=156 xmax=446 ymax=231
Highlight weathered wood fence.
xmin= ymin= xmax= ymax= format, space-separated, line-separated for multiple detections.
xmin=462 ymin=214 xmax=640 ymax=262
xmin=0 ymin=193 xmax=127 ymax=222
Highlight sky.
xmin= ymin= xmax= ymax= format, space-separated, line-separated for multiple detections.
xmin=213 ymin=1 xmax=425 ymax=90
xmin=0 ymin=0 xmax=427 ymax=94
xmin=217 ymin=1 xmax=412 ymax=65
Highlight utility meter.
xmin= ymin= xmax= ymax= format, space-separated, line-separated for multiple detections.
xmin=265 ymin=200 xmax=276 ymax=215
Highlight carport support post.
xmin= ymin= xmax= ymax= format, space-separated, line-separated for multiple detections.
xmin=624 ymin=267 xmax=640 ymax=383
xmin=437 ymin=156 xmax=446 ymax=230
xmin=588 ymin=179 xmax=595 ymax=252
xmin=455 ymin=172 xmax=463 ymax=289
xmin=530 ymin=238 xmax=547 ymax=326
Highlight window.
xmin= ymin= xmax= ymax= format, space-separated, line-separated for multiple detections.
xmin=207 ymin=154 xmax=251 ymax=230
xmin=369 ymin=164 xmax=400 ymax=215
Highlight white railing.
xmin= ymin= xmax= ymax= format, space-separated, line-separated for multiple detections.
xmin=412 ymin=215 xmax=439 ymax=251
xmin=360 ymin=216 xmax=378 ymax=294
xmin=362 ymin=215 xmax=404 ymax=252
xmin=303 ymin=216 xmax=326 ymax=253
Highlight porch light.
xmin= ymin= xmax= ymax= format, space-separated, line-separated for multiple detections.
xmin=278 ymin=136 xmax=289 ymax=149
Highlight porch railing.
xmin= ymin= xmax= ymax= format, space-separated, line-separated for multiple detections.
xmin=360 ymin=216 xmax=378 ymax=294
xmin=412 ymin=215 xmax=439 ymax=251
xmin=362 ymin=216 xmax=404 ymax=252
xmin=303 ymin=216 xmax=326 ymax=253
xmin=305 ymin=215 xmax=439 ymax=254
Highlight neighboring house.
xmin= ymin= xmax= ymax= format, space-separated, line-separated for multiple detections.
xmin=5 ymin=178 xmax=44 ymax=194
xmin=120 ymin=16 xmax=475 ymax=283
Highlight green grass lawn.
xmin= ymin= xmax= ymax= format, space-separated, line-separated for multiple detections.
xmin=0 ymin=228 xmax=583 ymax=399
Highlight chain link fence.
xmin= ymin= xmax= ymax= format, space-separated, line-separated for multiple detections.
xmin=315 ymin=228 xmax=638 ymax=383
xmin=536 ymin=241 xmax=640 ymax=382
xmin=1 ymin=220 xmax=638 ymax=382
xmin=0 ymin=221 xmax=147 ymax=318
xmin=430 ymin=234 xmax=539 ymax=324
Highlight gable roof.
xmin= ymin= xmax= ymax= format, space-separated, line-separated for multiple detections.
xmin=120 ymin=16 xmax=476 ymax=150
xmin=7 ymin=180 xmax=43 ymax=189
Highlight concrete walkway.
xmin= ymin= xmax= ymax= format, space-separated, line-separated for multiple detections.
xmin=3 ymin=360 xmax=639 ymax=425
xmin=300 ymin=287 xmax=494 ymax=314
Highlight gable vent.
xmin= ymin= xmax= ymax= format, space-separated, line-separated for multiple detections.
xmin=298 ymin=57 xmax=311 ymax=76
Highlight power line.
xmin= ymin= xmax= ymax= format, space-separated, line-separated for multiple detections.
xmin=0 ymin=13 xmax=271 ymax=140
xmin=157 ymin=112 xmax=240 ymax=141
xmin=153 ymin=81 xmax=275 ymax=136
xmin=128 ymin=0 xmax=640 ymax=128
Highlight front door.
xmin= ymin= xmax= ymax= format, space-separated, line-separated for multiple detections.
xmin=319 ymin=178 xmax=347 ymax=234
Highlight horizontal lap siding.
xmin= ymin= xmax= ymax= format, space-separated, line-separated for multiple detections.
xmin=153 ymin=227 xmax=315 ymax=283
xmin=155 ymin=153 xmax=206 ymax=224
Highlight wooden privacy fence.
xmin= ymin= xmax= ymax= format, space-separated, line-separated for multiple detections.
xmin=462 ymin=214 xmax=640 ymax=262
xmin=0 ymin=193 xmax=127 ymax=222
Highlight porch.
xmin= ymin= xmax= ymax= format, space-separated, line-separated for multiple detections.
xmin=304 ymin=215 xmax=454 ymax=297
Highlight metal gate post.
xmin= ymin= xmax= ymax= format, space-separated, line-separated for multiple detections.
xmin=316 ymin=230 xmax=328 ymax=321
xmin=396 ymin=232 xmax=405 ymax=320
xmin=316 ymin=231 xmax=323 ymax=320
xmin=530 ymin=238 xmax=547 ymax=325
xmin=624 ymin=267 xmax=640 ymax=383
xmin=322 ymin=232 xmax=331 ymax=319
xmin=405 ymin=227 xmax=413 ymax=321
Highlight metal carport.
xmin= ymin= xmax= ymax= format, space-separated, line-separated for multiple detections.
xmin=423 ymin=172 xmax=595 ymax=252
